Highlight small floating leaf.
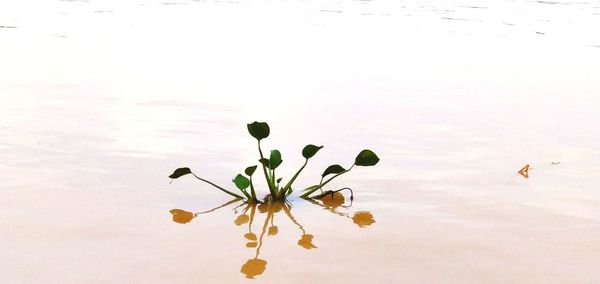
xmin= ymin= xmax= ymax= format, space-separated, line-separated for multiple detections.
xmin=233 ymin=174 xmax=250 ymax=190
xmin=269 ymin=150 xmax=282 ymax=170
xmin=247 ymin=121 xmax=270 ymax=141
xmin=302 ymin=144 xmax=324 ymax=159
xmin=245 ymin=165 xmax=258 ymax=176
xmin=246 ymin=242 xmax=258 ymax=248
xmin=518 ymin=164 xmax=530 ymax=179
xmin=322 ymin=164 xmax=346 ymax=178
xmin=244 ymin=233 xmax=257 ymax=241
xmin=169 ymin=167 xmax=191 ymax=179
xmin=354 ymin=149 xmax=380 ymax=166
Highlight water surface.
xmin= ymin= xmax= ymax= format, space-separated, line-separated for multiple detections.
xmin=1 ymin=0 xmax=600 ymax=282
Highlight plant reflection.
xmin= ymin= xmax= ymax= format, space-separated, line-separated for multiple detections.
xmin=168 ymin=194 xmax=375 ymax=279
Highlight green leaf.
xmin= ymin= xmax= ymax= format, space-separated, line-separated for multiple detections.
xmin=354 ymin=149 xmax=380 ymax=166
xmin=276 ymin=178 xmax=282 ymax=184
xmin=269 ymin=150 xmax=282 ymax=170
xmin=259 ymin=158 xmax=269 ymax=167
xmin=233 ymin=174 xmax=250 ymax=190
xmin=302 ymin=144 xmax=324 ymax=159
xmin=322 ymin=164 xmax=346 ymax=178
xmin=245 ymin=165 xmax=258 ymax=176
xmin=169 ymin=167 xmax=191 ymax=179
xmin=247 ymin=121 xmax=270 ymax=141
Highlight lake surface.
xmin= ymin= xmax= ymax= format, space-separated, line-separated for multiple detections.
xmin=1 ymin=0 xmax=600 ymax=282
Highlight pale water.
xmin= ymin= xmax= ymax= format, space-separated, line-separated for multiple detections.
xmin=1 ymin=0 xmax=600 ymax=282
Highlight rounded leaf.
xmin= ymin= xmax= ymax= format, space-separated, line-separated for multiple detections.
xmin=234 ymin=214 xmax=250 ymax=226
xmin=245 ymin=165 xmax=258 ymax=176
xmin=354 ymin=149 xmax=380 ymax=166
xmin=352 ymin=211 xmax=376 ymax=228
xmin=302 ymin=144 xmax=324 ymax=159
xmin=268 ymin=226 xmax=278 ymax=236
xmin=169 ymin=209 xmax=195 ymax=224
xmin=247 ymin=121 xmax=270 ymax=141
xmin=322 ymin=164 xmax=346 ymax=178
xmin=233 ymin=174 xmax=250 ymax=190
xmin=268 ymin=150 xmax=282 ymax=170
xmin=244 ymin=233 xmax=257 ymax=241
xmin=241 ymin=258 xmax=267 ymax=279
xmin=169 ymin=167 xmax=191 ymax=179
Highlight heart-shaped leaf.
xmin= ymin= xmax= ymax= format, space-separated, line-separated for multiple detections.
xmin=247 ymin=121 xmax=270 ymax=141
xmin=302 ymin=144 xmax=324 ymax=159
xmin=233 ymin=174 xmax=250 ymax=190
xmin=169 ymin=167 xmax=191 ymax=179
xmin=245 ymin=165 xmax=258 ymax=176
xmin=322 ymin=164 xmax=346 ymax=178
xmin=354 ymin=149 xmax=380 ymax=166
xmin=269 ymin=150 xmax=282 ymax=170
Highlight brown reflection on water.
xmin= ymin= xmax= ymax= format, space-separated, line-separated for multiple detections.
xmin=307 ymin=192 xmax=376 ymax=228
xmin=168 ymin=194 xmax=375 ymax=279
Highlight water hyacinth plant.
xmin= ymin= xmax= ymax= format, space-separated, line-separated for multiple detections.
xmin=169 ymin=121 xmax=379 ymax=203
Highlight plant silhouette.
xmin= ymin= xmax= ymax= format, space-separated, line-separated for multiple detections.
xmin=169 ymin=121 xmax=379 ymax=202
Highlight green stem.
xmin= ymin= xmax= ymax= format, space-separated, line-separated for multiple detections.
xmin=258 ymin=141 xmax=276 ymax=196
xmin=300 ymin=164 xmax=354 ymax=198
xmin=282 ymin=159 xmax=308 ymax=195
xmin=190 ymin=173 xmax=245 ymax=199
xmin=249 ymin=176 xmax=257 ymax=200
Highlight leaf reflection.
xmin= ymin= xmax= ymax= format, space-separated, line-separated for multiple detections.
xmin=168 ymin=194 xmax=375 ymax=279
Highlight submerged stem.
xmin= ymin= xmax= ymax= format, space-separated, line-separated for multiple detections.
xmin=194 ymin=198 xmax=241 ymax=216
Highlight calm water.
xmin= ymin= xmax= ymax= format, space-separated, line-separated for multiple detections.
xmin=1 ymin=0 xmax=600 ymax=282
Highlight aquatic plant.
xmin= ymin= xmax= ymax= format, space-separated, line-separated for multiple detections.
xmin=169 ymin=121 xmax=379 ymax=202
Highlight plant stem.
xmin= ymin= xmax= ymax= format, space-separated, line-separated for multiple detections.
xmin=258 ymin=141 xmax=276 ymax=196
xmin=190 ymin=172 xmax=245 ymax=199
xmin=282 ymin=159 xmax=308 ymax=194
xmin=300 ymin=164 xmax=354 ymax=198
xmin=249 ymin=176 xmax=257 ymax=200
